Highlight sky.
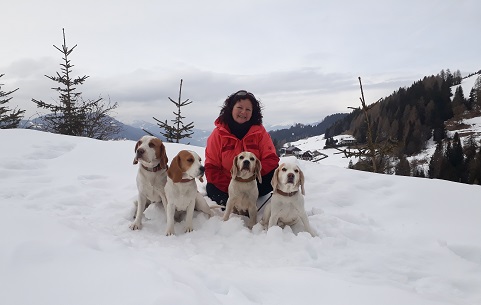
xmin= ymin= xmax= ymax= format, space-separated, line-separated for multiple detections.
xmin=1 ymin=128 xmax=481 ymax=305
xmin=1 ymin=0 xmax=480 ymax=130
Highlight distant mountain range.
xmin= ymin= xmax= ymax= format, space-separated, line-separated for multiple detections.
xmin=19 ymin=117 xmax=212 ymax=147
xmin=268 ymin=113 xmax=348 ymax=145
xmin=19 ymin=114 xmax=336 ymax=148
xmin=128 ymin=120 xmax=211 ymax=147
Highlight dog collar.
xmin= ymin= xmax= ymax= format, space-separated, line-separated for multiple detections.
xmin=179 ymin=178 xmax=194 ymax=183
xmin=275 ymin=189 xmax=298 ymax=197
xmin=234 ymin=175 xmax=256 ymax=183
xmin=142 ymin=163 xmax=167 ymax=172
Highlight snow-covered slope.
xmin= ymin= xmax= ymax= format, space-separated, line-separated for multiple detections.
xmin=1 ymin=129 xmax=480 ymax=305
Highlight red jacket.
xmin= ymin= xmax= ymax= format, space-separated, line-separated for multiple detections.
xmin=205 ymin=119 xmax=280 ymax=193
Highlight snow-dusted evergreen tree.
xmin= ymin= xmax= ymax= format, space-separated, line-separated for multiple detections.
xmin=153 ymin=79 xmax=194 ymax=143
xmin=395 ymin=154 xmax=411 ymax=176
xmin=428 ymin=141 xmax=444 ymax=179
xmin=0 ymin=74 xmax=24 ymax=129
xmin=32 ymin=29 xmax=120 ymax=139
xmin=471 ymin=75 xmax=481 ymax=108
xmin=452 ymin=86 xmax=467 ymax=115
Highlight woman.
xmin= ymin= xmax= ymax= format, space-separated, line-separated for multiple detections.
xmin=205 ymin=90 xmax=280 ymax=206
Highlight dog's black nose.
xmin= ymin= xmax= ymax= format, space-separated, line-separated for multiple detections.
xmin=287 ymin=173 xmax=295 ymax=182
xmin=242 ymin=160 xmax=250 ymax=170
xmin=200 ymin=165 xmax=205 ymax=174
xmin=136 ymin=148 xmax=144 ymax=157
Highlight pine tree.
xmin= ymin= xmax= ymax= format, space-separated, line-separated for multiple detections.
xmin=395 ymin=154 xmax=411 ymax=176
xmin=441 ymin=140 xmax=458 ymax=182
xmin=453 ymin=69 xmax=462 ymax=85
xmin=472 ymin=147 xmax=481 ymax=184
xmin=153 ymin=79 xmax=194 ymax=143
xmin=450 ymin=132 xmax=465 ymax=182
xmin=32 ymin=29 xmax=88 ymax=136
xmin=32 ymin=28 xmax=120 ymax=139
xmin=450 ymin=133 xmax=464 ymax=166
xmin=452 ymin=86 xmax=467 ymax=115
xmin=464 ymin=136 xmax=479 ymax=184
xmin=474 ymin=76 xmax=481 ymax=108
xmin=429 ymin=141 xmax=444 ymax=178
xmin=0 ymin=74 xmax=25 ymax=129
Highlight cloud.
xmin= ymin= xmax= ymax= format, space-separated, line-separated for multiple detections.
xmin=2 ymin=58 xmax=435 ymax=131
xmin=2 ymin=0 xmax=480 ymax=131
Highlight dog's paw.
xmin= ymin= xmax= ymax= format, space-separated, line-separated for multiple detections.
xmin=185 ymin=226 xmax=194 ymax=233
xmin=308 ymin=229 xmax=318 ymax=237
xmin=129 ymin=222 xmax=142 ymax=230
xmin=165 ymin=229 xmax=175 ymax=236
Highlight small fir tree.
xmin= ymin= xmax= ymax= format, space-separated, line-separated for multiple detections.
xmin=428 ymin=141 xmax=444 ymax=178
xmin=32 ymin=28 xmax=120 ymax=139
xmin=452 ymin=86 xmax=467 ymax=115
xmin=395 ymin=155 xmax=411 ymax=176
xmin=32 ymin=29 xmax=88 ymax=135
xmin=153 ymin=79 xmax=194 ymax=143
xmin=0 ymin=74 xmax=25 ymax=129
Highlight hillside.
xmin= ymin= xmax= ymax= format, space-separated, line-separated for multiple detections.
xmin=268 ymin=112 xmax=348 ymax=146
xmin=316 ymin=70 xmax=481 ymax=181
xmin=1 ymin=129 xmax=481 ymax=305
xmin=325 ymin=70 xmax=481 ymax=155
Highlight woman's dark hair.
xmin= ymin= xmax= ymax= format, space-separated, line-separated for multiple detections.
xmin=217 ymin=90 xmax=263 ymax=125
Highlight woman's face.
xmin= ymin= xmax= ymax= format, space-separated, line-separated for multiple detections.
xmin=232 ymin=99 xmax=253 ymax=124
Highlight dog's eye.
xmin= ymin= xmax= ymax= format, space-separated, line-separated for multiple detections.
xmin=239 ymin=156 xmax=244 ymax=160
xmin=250 ymin=157 xmax=255 ymax=161
xmin=294 ymin=169 xmax=299 ymax=173
xmin=282 ymin=168 xmax=287 ymax=172
xmin=148 ymin=143 xmax=155 ymax=148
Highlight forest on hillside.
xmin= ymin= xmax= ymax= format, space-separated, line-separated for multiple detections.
xmin=325 ymin=69 xmax=481 ymax=184
xmin=327 ymin=70 xmax=481 ymax=153
xmin=269 ymin=113 xmax=347 ymax=151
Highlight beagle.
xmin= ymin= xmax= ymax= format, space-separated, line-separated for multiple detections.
xmin=164 ymin=150 xmax=213 ymax=235
xmin=260 ymin=162 xmax=317 ymax=237
xmin=130 ymin=135 xmax=169 ymax=230
xmin=223 ymin=151 xmax=262 ymax=229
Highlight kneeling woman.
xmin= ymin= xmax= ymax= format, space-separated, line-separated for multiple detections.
xmin=205 ymin=90 xmax=280 ymax=206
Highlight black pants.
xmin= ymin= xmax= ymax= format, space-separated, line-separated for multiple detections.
xmin=206 ymin=168 xmax=276 ymax=206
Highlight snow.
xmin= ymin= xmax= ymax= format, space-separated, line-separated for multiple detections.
xmin=286 ymin=134 xmax=356 ymax=168
xmin=1 ymin=129 xmax=481 ymax=305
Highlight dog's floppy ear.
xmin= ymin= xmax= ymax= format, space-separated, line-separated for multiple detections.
xmin=133 ymin=140 xmax=141 ymax=165
xmin=158 ymin=142 xmax=168 ymax=169
xmin=298 ymin=166 xmax=305 ymax=195
xmin=255 ymin=158 xmax=262 ymax=183
xmin=230 ymin=155 xmax=239 ymax=178
xmin=167 ymin=154 xmax=183 ymax=183
xmin=271 ymin=164 xmax=282 ymax=191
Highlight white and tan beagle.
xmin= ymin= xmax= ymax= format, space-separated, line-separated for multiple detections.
xmin=164 ymin=150 xmax=213 ymax=235
xmin=223 ymin=151 xmax=262 ymax=229
xmin=260 ymin=162 xmax=317 ymax=237
xmin=130 ymin=135 xmax=169 ymax=230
